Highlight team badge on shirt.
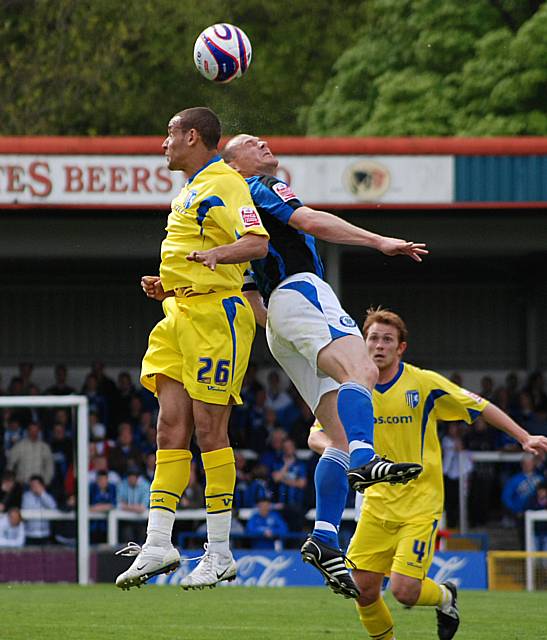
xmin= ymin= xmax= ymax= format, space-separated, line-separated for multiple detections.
xmin=184 ymin=190 xmax=198 ymax=209
xmin=405 ymin=390 xmax=420 ymax=409
xmin=239 ymin=206 xmax=261 ymax=228
xmin=272 ymin=182 xmax=297 ymax=202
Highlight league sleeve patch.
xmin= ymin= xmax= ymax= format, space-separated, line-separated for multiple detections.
xmin=272 ymin=181 xmax=297 ymax=202
xmin=461 ymin=388 xmax=484 ymax=403
xmin=239 ymin=206 xmax=261 ymax=228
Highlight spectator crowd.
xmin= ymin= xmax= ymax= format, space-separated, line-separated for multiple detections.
xmin=0 ymin=363 xmax=546 ymax=549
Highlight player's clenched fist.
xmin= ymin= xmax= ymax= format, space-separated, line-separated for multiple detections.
xmin=141 ymin=275 xmax=171 ymax=301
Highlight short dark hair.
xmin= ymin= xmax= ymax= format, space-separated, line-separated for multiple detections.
xmin=29 ymin=474 xmax=45 ymax=486
xmin=175 ymin=107 xmax=221 ymax=150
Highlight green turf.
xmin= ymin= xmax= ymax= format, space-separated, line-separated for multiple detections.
xmin=0 ymin=584 xmax=545 ymax=640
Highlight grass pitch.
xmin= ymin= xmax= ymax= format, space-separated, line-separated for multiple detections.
xmin=0 ymin=584 xmax=545 ymax=640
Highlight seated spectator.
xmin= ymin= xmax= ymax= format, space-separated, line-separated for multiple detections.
xmin=8 ymin=422 xmax=54 ymax=487
xmin=180 ymin=462 xmax=205 ymax=510
xmin=144 ymin=452 xmax=156 ymax=484
xmin=22 ymin=475 xmax=57 ymax=545
xmin=442 ymin=422 xmax=469 ymax=528
xmin=464 ymin=417 xmax=498 ymax=526
xmin=89 ymin=415 xmax=113 ymax=458
xmin=233 ymin=452 xmax=251 ymax=509
xmin=117 ymin=466 xmax=150 ymax=542
xmin=108 ymin=422 xmax=143 ymax=476
xmin=18 ymin=362 xmax=35 ymax=393
xmin=112 ymin=371 xmax=136 ymax=427
xmin=512 ymin=391 xmax=547 ymax=437
xmin=265 ymin=370 xmax=297 ymax=431
xmin=140 ymin=424 xmax=158 ymax=457
xmin=245 ymin=499 xmax=288 ymax=549
xmin=49 ymin=422 xmax=74 ymax=506
xmin=526 ymin=483 xmax=547 ymax=551
xmin=502 ymin=455 xmax=543 ymax=547
xmin=272 ymin=438 xmax=308 ymax=530
xmin=0 ymin=507 xmax=25 ymax=548
xmin=242 ymin=463 xmax=273 ymax=508
xmin=89 ymin=470 xmax=117 ymax=543
xmin=0 ymin=470 xmax=23 ymax=513
xmin=246 ymin=387 xmax=269 ymax=452
xmin=45 ymin=364 xmax=75 ymax=395
xmin=524 ymin=371 xmax=547 ymax=414
xmin=479 ymin=375 xmax=496 ymax=402
xmin=259 ymin=428 xmax=287 ymax=473
xmin=88 ymin=454 xmax=121 ymax=486
xmin=81 ymin=373 xmax=109 ymax=429
xmin=3 ymin=415 xmax=24 ymax=453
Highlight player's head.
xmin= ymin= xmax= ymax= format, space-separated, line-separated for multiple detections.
xmin=222 ymin=134 xmax=279 ymax=177
xmin=163 ymin=107 xmax=221 ymax=170
xmin=363 ymin=307 xmax=408 ymax=372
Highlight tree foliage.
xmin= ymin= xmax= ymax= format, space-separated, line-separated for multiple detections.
xmin=303 ymin=0 xmax=547 ymax=135
xmin=0 ymin=0 xmax=366 ymax=135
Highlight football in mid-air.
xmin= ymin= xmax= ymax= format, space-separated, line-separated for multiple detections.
xmin=193 ymin=23 xmax=252 ymax=83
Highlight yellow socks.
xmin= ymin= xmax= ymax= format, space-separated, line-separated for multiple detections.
xmin=202 ymin=447 xmax=236 ymax=515
xmin=147 ymin=448 xmax=192 ymax=546
xmin=356 ymin=598 xmax=395 ymax=640
xmin=416 ymin=577 xmax=445 ymax=606
xmin=150 ymin=448 xmax=192 ymax=513
xmin=202 ymin=447 xmax=236 ymax=556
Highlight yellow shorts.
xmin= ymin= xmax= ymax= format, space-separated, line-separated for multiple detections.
xmin=347 ymin=510 xmax=439 ymax=580
xmin=140 ymin=289 xmax=255 ymax=405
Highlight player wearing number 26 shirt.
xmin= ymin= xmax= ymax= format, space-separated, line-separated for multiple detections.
xmin=116 ymin=107 xmax=269 ymax=594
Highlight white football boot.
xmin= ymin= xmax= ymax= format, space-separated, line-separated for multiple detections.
xmin=115 ymin=541 xmax=180 ymax=590
xmin=180 ymin=544 xmax=237 ymax=590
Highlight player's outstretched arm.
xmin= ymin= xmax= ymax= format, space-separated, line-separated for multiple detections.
xmin=482 ymin=403 xmax=547 ymax=455
xmin=289 ymin=205 xmax=428 ymax=262
xmin=242 ymin=289 xmax=267 ymax=328
xmin=140 ymin=275 xmax=174 ymax=301
xmin=186 ymin=233 xmax=268 ymax=271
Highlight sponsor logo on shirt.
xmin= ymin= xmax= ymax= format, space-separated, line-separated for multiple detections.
xmin=406 ymin=390 xmax=420 ymax=408
xmin=272 ymin=182 xmax=297 ymax=202
xmin=374 ymin=415 xmax=413 ymax=424
xmin=239 ymin=206 xmax=261 ymax=227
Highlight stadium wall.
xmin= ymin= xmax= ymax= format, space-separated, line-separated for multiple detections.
xmin=1 ymin=137 xmax=546 ymax=370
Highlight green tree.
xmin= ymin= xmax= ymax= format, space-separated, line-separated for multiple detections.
xmin=0 ymin=0 xmax=367 ymax=135
xmin=303 ymin=0 xmax=547 ymax=135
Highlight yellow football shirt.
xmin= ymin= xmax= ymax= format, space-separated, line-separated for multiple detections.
xmin=363 ymin=362 xmax=488 ymax=522
xmin=160 ymin=155 xmax=269 ymax=293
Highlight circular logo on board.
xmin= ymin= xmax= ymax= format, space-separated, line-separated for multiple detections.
xmin=344 ymin=159 xmax=391 ymax=201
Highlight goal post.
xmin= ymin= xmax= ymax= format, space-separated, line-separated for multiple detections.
xmin=0 ymin=395 xmax=89 ymax=585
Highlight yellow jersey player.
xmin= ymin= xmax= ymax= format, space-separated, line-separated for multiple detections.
xmin=309 ymin=308 xmax=547 ymax=640
xmin=115 ymin=107 xmax=269 ymax=591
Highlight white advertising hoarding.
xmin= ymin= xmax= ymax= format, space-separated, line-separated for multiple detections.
xmin=0 ymin=154 xmax=453 ymax=207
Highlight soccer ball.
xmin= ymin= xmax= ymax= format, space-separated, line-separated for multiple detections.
xmin=193 ymin=23 xmax=252 ymax=83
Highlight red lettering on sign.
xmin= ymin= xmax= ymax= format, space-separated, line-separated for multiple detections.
xmin=131 ymin=167 xmax=152 ymax=193
xmin=87 ymin=166 xmax=106 ymax=192
xmin=155 ymin=167 xmax=172 ymax=193
xmin=65 ymin=166 xmax=84 ymax=192
xmin=6 ymin=166 xmax=25 ymax=193
xmin=109 ymin=166 xmax=128 ymax=193
xmin=29 ymin=162 xmax=52 ymax=197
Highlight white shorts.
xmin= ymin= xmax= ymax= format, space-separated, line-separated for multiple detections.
xmin=266 ymin=272 xmax=362 ymax=411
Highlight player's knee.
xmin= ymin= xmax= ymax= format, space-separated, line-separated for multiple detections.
xmin=391 ymin=582 xmax=419 ymax=606
xmin=356 ymin=586 xmax=381 ymax=607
